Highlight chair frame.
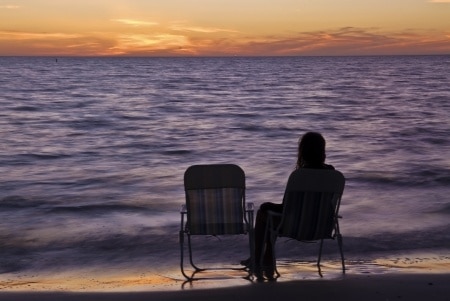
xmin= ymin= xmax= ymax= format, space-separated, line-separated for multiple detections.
xmin=179 ymin=164 xmax=255 ymax=281
xmin=265 ymin=168 xmax=345 ymax=278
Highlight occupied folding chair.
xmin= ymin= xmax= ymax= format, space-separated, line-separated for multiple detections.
xmin=180 ymin=164 xmax=255 ymax=281
xmin=266 ymin=168 xmax=345 ymax=277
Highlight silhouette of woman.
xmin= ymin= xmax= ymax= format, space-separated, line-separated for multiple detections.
xmin=244 ymin=132 xmax=334 ymax=280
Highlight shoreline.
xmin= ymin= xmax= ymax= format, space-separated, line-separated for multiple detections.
xmin=0 ymin=273 xmax=449 ymax=301
xmin=0 ymin=251 xmax=449 ymax=300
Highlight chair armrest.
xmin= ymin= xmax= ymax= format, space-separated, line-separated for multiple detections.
xmin=180 ymin=204 xmax=187 ymax=214
xmin=245 ymin=202 xmax=254 ymax=212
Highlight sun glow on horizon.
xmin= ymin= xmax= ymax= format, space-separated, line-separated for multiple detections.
xmin=0 ymin=0 xmax=448 ymax=56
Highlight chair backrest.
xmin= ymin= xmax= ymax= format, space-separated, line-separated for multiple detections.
xmin=184 ymin=164 xmax=246 ymax=235
xmin=279 ymin=168 xmax=345 ymax=241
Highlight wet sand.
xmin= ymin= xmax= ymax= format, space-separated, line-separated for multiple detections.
xmin=0 ymin=274 xmax=449 ymax=301
xmin=0 ymin=254 xmax=449 ymax=300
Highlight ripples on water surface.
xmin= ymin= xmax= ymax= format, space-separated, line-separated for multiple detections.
xmin=0 ymin=56 xmax=449 ymax=273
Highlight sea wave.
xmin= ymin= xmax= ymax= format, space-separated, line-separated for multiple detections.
xmin=0 ymin=56 xmax=449 ymax=274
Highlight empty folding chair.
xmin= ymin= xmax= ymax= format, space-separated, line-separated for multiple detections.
xmin=180 ymin=164 xmax=255 ymax=280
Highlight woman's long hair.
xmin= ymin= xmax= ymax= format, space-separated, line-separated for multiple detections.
xmin=296 ymin=132 xmax=326 ymax=169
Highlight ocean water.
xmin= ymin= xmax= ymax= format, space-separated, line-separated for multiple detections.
xmin=0 ymin=56 xmax=449 ymax=276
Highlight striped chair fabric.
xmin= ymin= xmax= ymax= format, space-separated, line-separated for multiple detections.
xmin=279 ymin=191 xmax=336 ymax=241
xmin=186 ymin=187 xmax=245 ymax=235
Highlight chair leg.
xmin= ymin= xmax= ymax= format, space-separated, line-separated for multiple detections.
xmin=180 ymin=231 xmax=191 ymax=280
xmin=187 ymin=234 xmax=202 ymax=271
xmin=245 ymin=209 xmax=256 ymax=278
xmin=180 ymin=231 xmax=205 ymax=280
xmin=248 ymin=228 xmax=256 ymax=277
xmin=337 ymin=233 xmax=345 ymax=274
xmin=317 ymin=239 xmax=324 ymax=277
xmin=180 ymin=211 xmax=193 ymax=280
xmin=270 ymin=235 xmax=280 ymax=278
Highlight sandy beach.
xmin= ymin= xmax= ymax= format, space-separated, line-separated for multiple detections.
xmin=0 ymin=273 xmax=449 ymax=301
xmin=1 ymin=253 xmax=449 ymax=301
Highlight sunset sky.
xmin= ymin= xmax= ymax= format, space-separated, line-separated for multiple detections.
xmin=0 ymin=0 xmax=449 ymax=56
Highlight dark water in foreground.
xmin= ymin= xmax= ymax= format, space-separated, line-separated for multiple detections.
xmin=0 ymin=56 xmax=449 ymax=275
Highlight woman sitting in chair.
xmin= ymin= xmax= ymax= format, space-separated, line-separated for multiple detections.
xmin=243 ymin=131 xmax=334 ymax=281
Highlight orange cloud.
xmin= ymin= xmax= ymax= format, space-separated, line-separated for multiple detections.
xmin=112 ymin=19 xmax=158 ymax=27
xmin=0 ymin=31 xmax=81 ymax=40
xmin=0 ymin=5 xmax=20 ymax=9
xmin=0 ymin=27 xmax=448 ymax=56
xmin=217 ymin=27 xmax=450 ymax=56
xmin=170 ymin=24 xmax=238 ymax=34
xmin=0 ymin=30 xmax=115 ymax=56
xmin=110 ymin=33 xmax=193 ymax=55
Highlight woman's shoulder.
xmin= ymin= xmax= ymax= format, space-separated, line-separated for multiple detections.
xmin=300 ymin=163 xmax=335 ymax=170
xmin=290 ymin=164 xmax=335 ymax=179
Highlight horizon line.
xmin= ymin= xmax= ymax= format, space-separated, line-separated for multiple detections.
xmin=1 ymin=53 xmax=449 ymax=58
